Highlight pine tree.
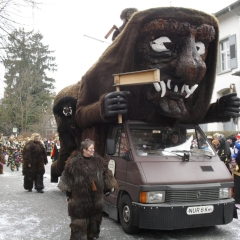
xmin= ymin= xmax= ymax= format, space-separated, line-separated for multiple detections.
xmin=2 ymin=28 xmax=57 ymax=134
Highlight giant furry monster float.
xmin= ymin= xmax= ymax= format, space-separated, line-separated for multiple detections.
xmin=51 ymin=7 xmax=240 ymax=182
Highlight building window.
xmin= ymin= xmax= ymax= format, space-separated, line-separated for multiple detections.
xmin=218 ymin=34 xmax=237 ymax=73
xmin=220 ymin=39 xmax=230 ymax=71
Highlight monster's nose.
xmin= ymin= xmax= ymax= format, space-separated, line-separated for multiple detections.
xmin=175 ymin=38 xmax=206 ymax=83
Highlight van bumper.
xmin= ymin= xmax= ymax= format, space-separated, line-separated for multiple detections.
xmin=132 ymin=199 xmax=236 ymax=230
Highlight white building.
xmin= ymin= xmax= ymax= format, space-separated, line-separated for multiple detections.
xmin=200 ymin=0 xmax=240 ymax=132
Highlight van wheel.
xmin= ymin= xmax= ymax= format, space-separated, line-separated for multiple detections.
xmin=119 ymin=195 xmax=140 ymax=234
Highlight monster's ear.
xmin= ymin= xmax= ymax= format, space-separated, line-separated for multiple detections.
xmin=53 ymin=96 xmax=77 ymax=117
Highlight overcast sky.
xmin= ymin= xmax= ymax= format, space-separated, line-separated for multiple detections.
xmin=0 ymin=0 xmax=237 ymax=96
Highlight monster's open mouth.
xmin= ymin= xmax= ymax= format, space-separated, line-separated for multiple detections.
xmin=152 ymin=80 xmax=198 ymax=99
xmin=147 ymin=80 xmax=198 ymax=118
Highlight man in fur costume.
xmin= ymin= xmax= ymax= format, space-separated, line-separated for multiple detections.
xmin=60 ymin=139 xmax=118 ymax=240
xmin=51 ymin=7 xmax=240 ymax=181
xmin=22 ymin=133 xmax=48 ymax=193
xmin=51 ymin=95 xmax=82 ymax=181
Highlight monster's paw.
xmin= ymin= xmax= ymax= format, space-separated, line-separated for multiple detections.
xmin=104 ymin=91 xmax=130 ymax=117
xmin=218 ymin=93 xmax=240 ymax=117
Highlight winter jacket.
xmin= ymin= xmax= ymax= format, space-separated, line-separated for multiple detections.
xmin=232 ymin=141 xmax=240 ymax=165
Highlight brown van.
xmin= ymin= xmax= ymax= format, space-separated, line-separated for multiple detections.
xmin=103 ymin=120 xmax=236 ymax=234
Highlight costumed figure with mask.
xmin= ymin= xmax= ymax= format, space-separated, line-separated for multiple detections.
xmin=59 ymin=138 xmax=118 ymax=240
xmin=22 ymin=133 xmax=48 ymax=193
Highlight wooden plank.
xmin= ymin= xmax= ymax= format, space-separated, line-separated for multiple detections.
xmin=113 ymin=69 xmax=160 ymax=86
xmin=113 ymin=69 xmax=160 ymax=124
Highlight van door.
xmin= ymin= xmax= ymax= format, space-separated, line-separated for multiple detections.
xmin=106 ymin=128 xmax=129 ymax=206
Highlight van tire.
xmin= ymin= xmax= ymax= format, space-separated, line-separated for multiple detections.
xmin=119 ymin=194 xmax=140 ymax=234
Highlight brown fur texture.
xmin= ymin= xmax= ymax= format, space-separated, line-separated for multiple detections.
xmin=51 ymin=96 xmax=82 ymax=178
xmin=70 ymin=215 xmax=102 ymax=240
xmin=22 ymin=140 xmax=48 ymax=190
xmin=63 ymin=152 xmax=118 ymax=218
xmin=62 ymin=151 xmax=117 ymax=239
xmin=52 ymin=7 xmax=229 ymax=178
xmin=74 ymin=7 xmax=220 ymax=127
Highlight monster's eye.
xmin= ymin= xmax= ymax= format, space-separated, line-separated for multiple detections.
xmin=150 ymin=36 xmax=172 ymax=52
xmin=195 ymin=41 xmax=205 ymax=55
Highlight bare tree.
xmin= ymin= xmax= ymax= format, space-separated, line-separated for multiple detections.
xmin=0 ymin=0 xmax=41 ymax=61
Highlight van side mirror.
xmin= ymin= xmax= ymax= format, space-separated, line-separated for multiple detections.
xmin=106 ymin=139 xmax=116 ymax=155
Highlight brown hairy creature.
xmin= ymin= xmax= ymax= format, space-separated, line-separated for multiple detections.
xmin=51 ymin=7 xmax=240 ymax=180
xmin=22 ymin=133 xmax=48 ymax=192
xmin=62 ymin=150 xmax=118 ymax=239
xmin=51 ymin=96 xmax=82 ymax=180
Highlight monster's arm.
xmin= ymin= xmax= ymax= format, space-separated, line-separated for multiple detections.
xmin=201 ymin=93 xmax=240 ymax=123
xmin=75 ymin=91 xmax=130 ymax=128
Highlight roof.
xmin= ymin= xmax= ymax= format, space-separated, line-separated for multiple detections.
xmin=214 ymin=0 xmax=240 ymax=17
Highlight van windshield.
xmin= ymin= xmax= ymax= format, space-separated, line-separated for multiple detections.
xmin=129 ymin=125 xmax=215 ymax=157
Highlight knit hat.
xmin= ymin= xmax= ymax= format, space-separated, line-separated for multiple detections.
xmin=236 ymin=133 xmax=240 ymax=139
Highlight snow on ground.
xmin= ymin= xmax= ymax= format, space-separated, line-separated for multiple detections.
xmin=0 ymin=157 xmax=70 ymax=240
xmin=1 ymin=156 xmax=240 ymax=240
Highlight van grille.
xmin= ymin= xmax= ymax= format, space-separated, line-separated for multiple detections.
xmin=165 ymin=188 xmax=219 ymax=203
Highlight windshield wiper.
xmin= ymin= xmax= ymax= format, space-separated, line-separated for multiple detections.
xmin=170 ymin=150 xmax=191 ymax=153
xmin=173 ymin=149 xmax=213 ymax=158
xmin=162 ymin=150 xmax=190 ymax=161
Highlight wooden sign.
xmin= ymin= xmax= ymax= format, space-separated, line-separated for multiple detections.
xmin=113 ymin=69 xmax=160 ymax=123
xmin=113 ymin=69 xmax=160 ymax=86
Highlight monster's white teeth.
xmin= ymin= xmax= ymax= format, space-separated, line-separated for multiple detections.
xmin=152 ymin=81 xmax=166 ymax=97
xmin=181 ymin=85 xmax=185 ymax=93
xmin=185 ymin=85 xmax=191 ymax=94
xmin=160 ymin=81 xmax=166 ymax=97
xmin=153 ymin=81 xmax=198 ymax=98
xmin=190 ymin=84 xmax=198 ymax=94
xmin=174 ymin=85 xmax=178 ymax=92
xmin=153 ymin=82 xmax=161 ymax=92
xmin=184 ymin=84 xmax=198 ymax=98
xmin=167 ymin=79 xmax=171 ymax=89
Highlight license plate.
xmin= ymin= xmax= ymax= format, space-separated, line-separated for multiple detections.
xmin=186 ymin=205 xmax=214 ymax=215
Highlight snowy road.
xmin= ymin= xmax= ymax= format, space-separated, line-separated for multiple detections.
xmin=1 ymin=157 xmax=240 ymax=240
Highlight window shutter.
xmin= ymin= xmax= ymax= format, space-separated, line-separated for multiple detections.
xmin=216 ymin=44 xmax=221 ymax=74
xmin=229 ymin=34 xmax=237 ymax=69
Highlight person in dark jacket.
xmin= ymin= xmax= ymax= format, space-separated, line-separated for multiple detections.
xmin=60 ymin=138 xmax=118 ymax=240
xmin=22 ymin=133 xmax=48 ymax=193
xmin=217 ymin=134 xmax=231 ymax=173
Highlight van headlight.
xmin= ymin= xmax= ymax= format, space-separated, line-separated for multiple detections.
xmin=219 ymin=188 xmax=230 ymax=199
xmin=140 ymin=191 xmax=165 ymax=203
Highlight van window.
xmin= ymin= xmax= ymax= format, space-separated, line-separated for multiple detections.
xmin=129 ymin=126 xmax=215 ymax=157
xmin=114 ymin=130 xmax=128 ymax=157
